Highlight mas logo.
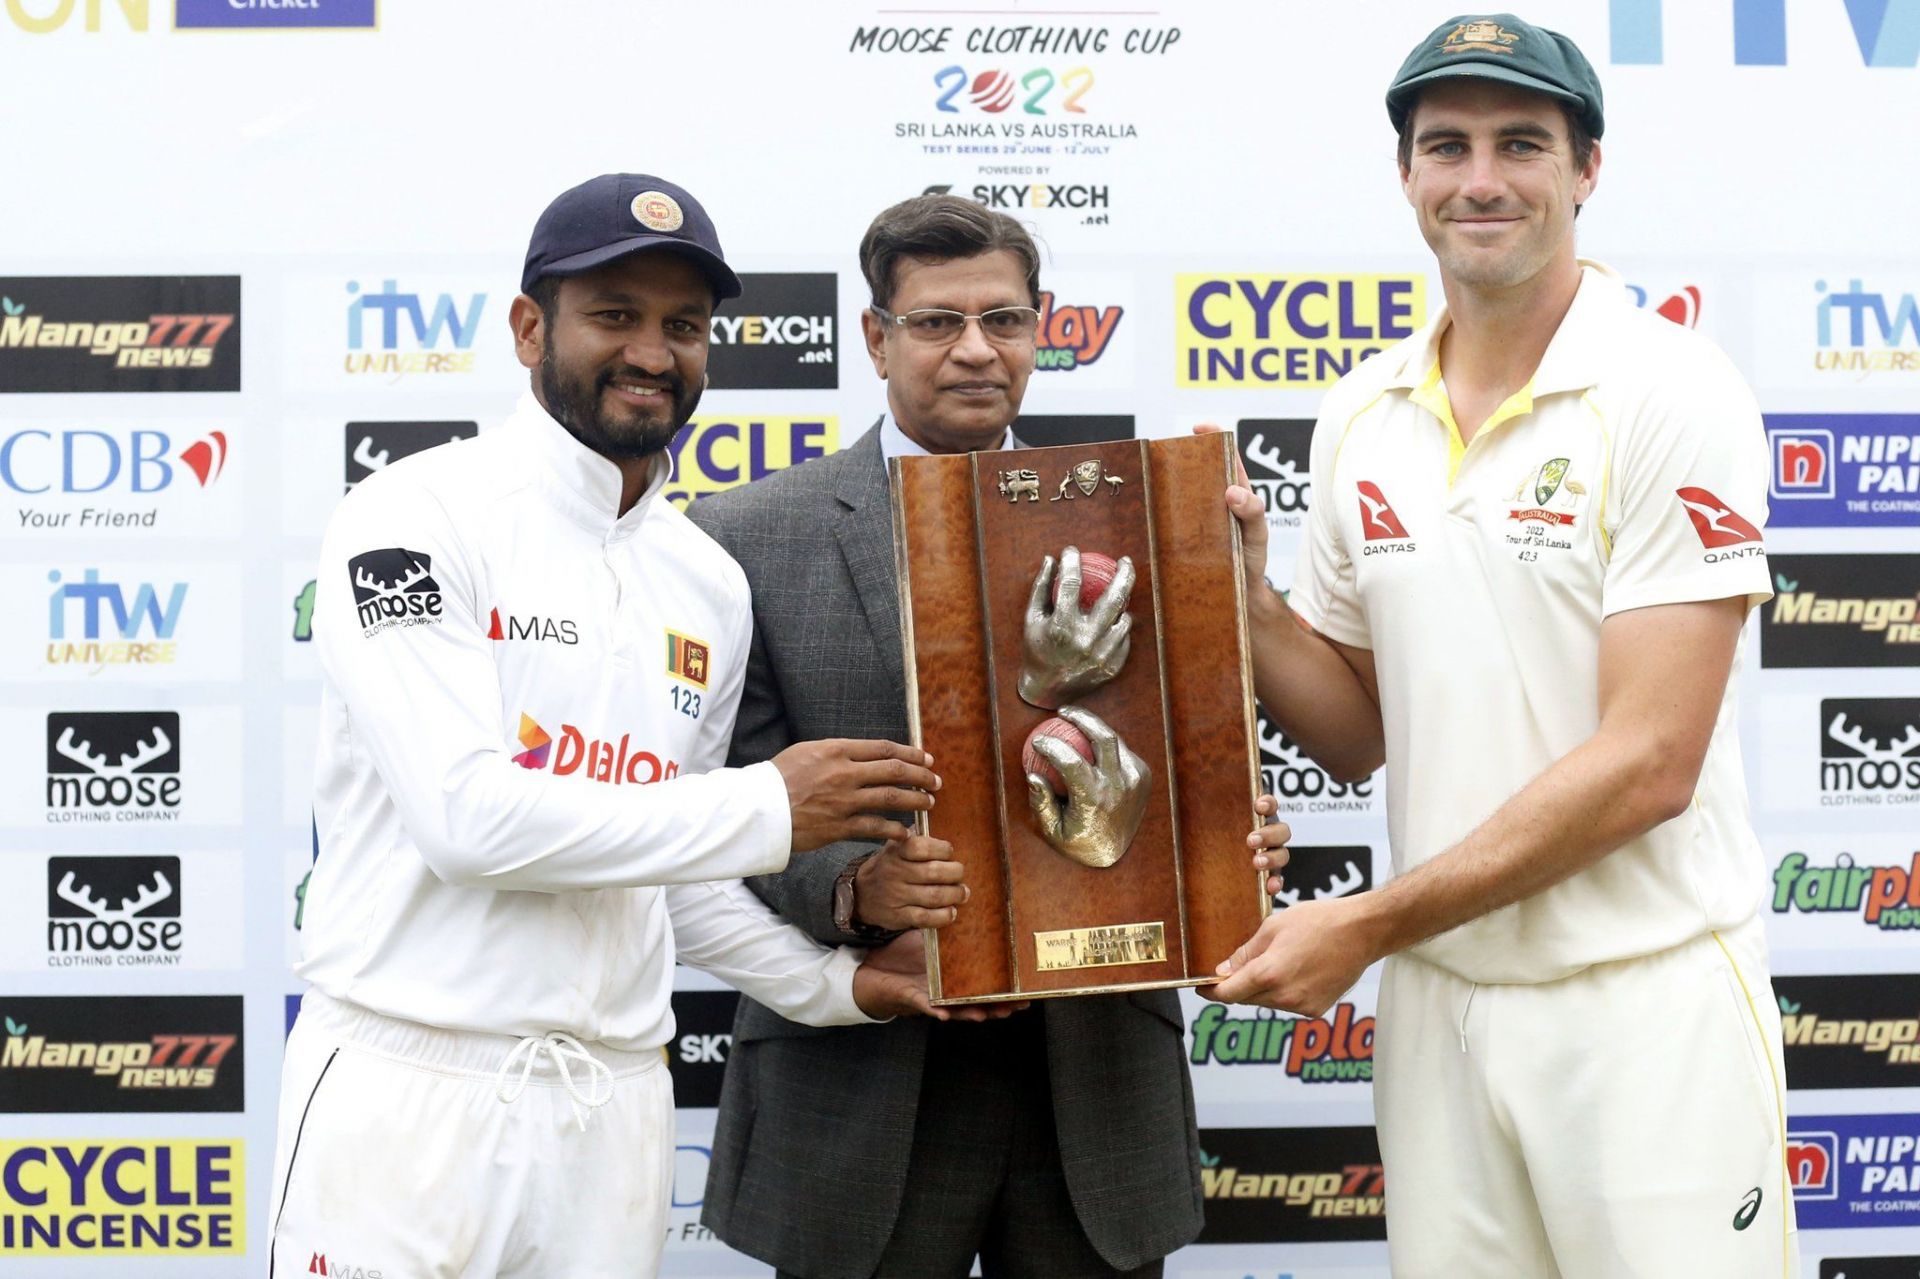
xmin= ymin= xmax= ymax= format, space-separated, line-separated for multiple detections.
xmin=1766 ymin=414 xmax=1920 ymax=526
xmin=662 ymin=417 xmax=837 ymax=509
xmin=0 ymin=278 xmax=240 ymax=394
xmin=0 ymin=1139 xmax=242 ymax=1254
xmin=1177 ymin=275 xmax=1423 ymax=388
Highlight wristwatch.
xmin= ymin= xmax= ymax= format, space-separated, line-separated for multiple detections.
xmin=832 ymin=852 xmax=895 ymax=941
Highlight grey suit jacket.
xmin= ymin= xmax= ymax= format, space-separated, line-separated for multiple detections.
xmin=687 ymin=423 xmax=1203 ymax=1277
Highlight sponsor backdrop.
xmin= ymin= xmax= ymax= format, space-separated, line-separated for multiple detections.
xmin=2 ymin=1 xmax=1917 ymax=1273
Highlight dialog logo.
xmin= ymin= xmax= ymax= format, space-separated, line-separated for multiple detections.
xmin=0 ymin=277 xmax=241 ymax=394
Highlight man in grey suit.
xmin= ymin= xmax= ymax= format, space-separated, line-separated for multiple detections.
xmin=688 ymin=195 xmax=1202 ymax=1278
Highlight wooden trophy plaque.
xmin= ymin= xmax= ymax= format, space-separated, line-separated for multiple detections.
xmin=890 ymin=431 xmax=1268 ymax=1004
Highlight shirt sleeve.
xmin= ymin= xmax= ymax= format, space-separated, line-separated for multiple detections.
xmin=1289 ymin=400 xmax=1371 ymax=648
xmin=313 ymin=475 xmax=794 ymax=894
xmin=1600 ymin=347 xmax=1775 ymax=618
xmin=665 ymin=879 xmax=877 ymax=1027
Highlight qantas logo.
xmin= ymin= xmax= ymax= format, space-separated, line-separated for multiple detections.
xmin=1356 ymin=481 xmax=1415 ymax=556
xmin=1677 ymin=486 xmax=1764 ymax=558
xmin=511 ymin=714 xmax=681 ymax=786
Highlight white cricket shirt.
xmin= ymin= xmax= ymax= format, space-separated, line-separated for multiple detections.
xmin=300 ymin=393 xmax=870 ymax=1049
xmin=1291 ymin=262 xmax=1775 ymax=984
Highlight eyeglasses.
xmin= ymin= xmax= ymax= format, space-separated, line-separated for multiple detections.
xmin=873 ymin=305 xmax=1041 ymax=345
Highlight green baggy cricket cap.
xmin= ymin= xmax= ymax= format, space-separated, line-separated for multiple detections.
xmin=1386 ymin=14 xmax=1604 ymax=138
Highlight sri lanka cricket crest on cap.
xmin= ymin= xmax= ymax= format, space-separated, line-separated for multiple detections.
xmin=1442 ymin=19 xmax=1519 ymax=54
xmin=666 ymin=630 xmax=711 ymax=688
xmin=632 ymin=191 xmax=685 ymax=232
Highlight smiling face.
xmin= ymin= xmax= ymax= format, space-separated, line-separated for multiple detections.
xmin=861 ymin=249 xmax=1035 ymax=455
xmin=1400 ymin=78 xmax=1600 ymax=295
xmin=512 ymin=251 xmax=712 ymax=461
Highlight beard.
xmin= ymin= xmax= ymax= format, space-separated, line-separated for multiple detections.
xmin=539 ymin=331 xmax=705 ymax=462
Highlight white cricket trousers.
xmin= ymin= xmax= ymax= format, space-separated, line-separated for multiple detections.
xmin=1375 ymin=915 xmax=1797 ymax=1278
xmin=268 ymin=990 xmax=674 ymax=1278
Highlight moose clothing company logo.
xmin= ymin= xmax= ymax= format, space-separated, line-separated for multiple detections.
xmin=1790 ymin=1113 xmax=1920 ymax=1230
xmin=0 ymin=1138 xmax=243 ymax=1255
xmin=707 ymin=274 xmax=836 ymax=390
xmin=1195 ymin=1126 xmax=1386 ymax=1243
xmin=0 ymin=277 xmax=241 ymax=394
xmin=0 ymin=996 xmax=242 ymax=1113
xmin=347 ymin=548 xmax=442 ymax=637
xmin=1274 ymin=846 xmax=1373 ymax=910
xmin=45 ymin=856 xmax=182 ymax=968
xmin=1236 ymin=419 xmax=1314 ymax=534
xmin=1820 ymin=699 xmax=1920 ymax=808
xmin=1256 ymin=710 xmax=1379 ymax=816
xmin=344 ymin=421 xmax=476 ymax=492
xmin=1777 ymin=975 xmax=1920 ymax=1089
xmin=1762 ymin=556 xmax=1920 ymax=667
xmin=1767 ymin=414 xmax=1920 ymax=526
xmin=44 ymin=713 xmax=179 ymax=823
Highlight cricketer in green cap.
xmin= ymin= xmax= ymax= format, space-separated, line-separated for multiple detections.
xmin=1386 ymin=13 xmax=1605 ymax=138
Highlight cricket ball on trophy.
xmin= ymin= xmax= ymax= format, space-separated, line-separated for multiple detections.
xmin=1022 ymin=717 xmax=1096 ymax=795
xmin=1052 ymin=550 xmax=1119 ymax=612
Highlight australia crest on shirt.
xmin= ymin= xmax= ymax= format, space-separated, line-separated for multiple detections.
xmin=1503 ymin=456 xmax=1588 ymax=556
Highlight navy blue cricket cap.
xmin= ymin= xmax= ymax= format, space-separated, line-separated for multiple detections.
xmin=1387 ymin=14 xmax=1604 ymax=139
xmin=520 ymin=174 xmax=742 ymax=301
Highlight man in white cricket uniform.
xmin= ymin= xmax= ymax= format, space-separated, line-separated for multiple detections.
xmin=270 ymin=174 xmax=953 ymax=1279
xmin=1210 ymin=16 xmax=1795 ymax=1277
